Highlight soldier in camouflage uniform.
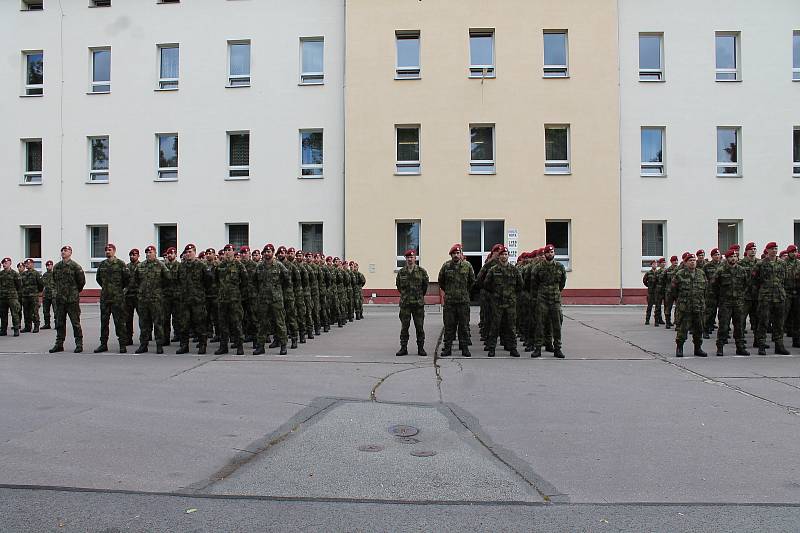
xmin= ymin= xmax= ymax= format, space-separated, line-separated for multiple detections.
xmin=239 ymin=246 xmax=260 ymax=346
xmin=306 ymin=252 xmax=323 ymax=333
xmin=343 ymin=260 xmax=354 ymax=322
xmin=643 ymin=261 xmax=659 ymax=325
xmin=50 ymin=245 xmax=86 ymax=353
xmin=293 ymin=249 xmax=314 ymax=340
xmin=662 ymin=255 xmax=679 ymax=329
xmin=20 ymin=258 xmax=44 ymax=333
xmin=176 ymin=243 xmax=211 ymax=355
xmin=320 ymin=255 xmax=333 ymax=332
xmin=653 ymin=258 xmax=667 ymax=326
xmin=162 ymin=247 xmax=181 ymax=345
xmin=334 ymin=257 xmax=347 ymax=327
xmin=670 ymin=253 xmax=707 ymax=357
xmin=253 ymin=244 xmax=289 ymax=355
xmin=214 ymin=244 xmax=249 ymax=356
xmin=124 ymin=248 xmax=140 ymax=346
xmin=711 ymin=249 xmax=750 ymax=356
xmin=204 ymin=248 xmax=220 ymax=343
xmin=134 ymin=245 xmax=171 ymax=354
xmin=278 ymin=246 xmax=301 ymax=348
xmin=752 ymin=242 xmax=790 ymax=355
xmin=784 ymin=245 xmax=800 ymax=348
xmin=702 ymin=248 xmax=723 ymax=338
xmin=531 ymin=244 xmax=567 ymax=358
xmin=477 ymin=244 xmax=502 ymax=343
xmin=395 ymin=249 xmax=428 ymax=356
xmin=0 ymin=257 xmax=22 ymax=337
xmin=41 ymin=260 xmax=55 ymax=329
xmin=739 ymin=242 xmax=759 ymax=339
xmin=352 ymin=261 xmax=366 ymax=320
xmin=484 ymin=246 xmax=522 ymax=358
xmin=94 ymin=243 xmax=130 ymax=353
xmin=438 ymin=244 xmax=476 ymax=357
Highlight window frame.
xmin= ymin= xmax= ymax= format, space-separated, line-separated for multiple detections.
xmin=395 ymin=30 xmax=421 ymax=80
xmin=716 ymin=126 xmax=741 ymax=177
xmin=87 ymin=225 xmax=108 ymax=271
xmin=299 ymin=37 xmax=324 ymax=85
xmin=22 ymin=226 xmax=42 ymax=271
xmin=157 ymin=43 xmax=179 ymax=90
xmin=89 ymin=0 xmax=111 ymax=6
xmin=227 ymin=40 xmax=251 ymax=87
xmin=21 ymin=138 xmax=42 ymax=185
xmin=640 ymin=126 xmax=666 ymax=177
xmin=545 ymin=219 xmax=572 ymax=270
xmin=21 ymin=0 xmax=43 ymax=11
xmin=793 ymin=31 xmax=799 ymax=81
xmin=717 ymin=220 xmax=742 ymax=253
xmin=543 ymin=30 xmax=569 ymax=78
xmin=300 ymin=222 xmax=324 ymax=254
xmin=638 ymin=32 xmax=664 ymax=82
xmin=544 ymin=124 xmax=571 ymax=175
xmin=22 ymin=50 xmax=44 ymax=96
xmin=461 ymin=219 xmax=506 ymax=264
xmin=89 ymin=46 xmax=111 ymax=93
xmin=87 ymin=135 xmax=110 ymax=183
xmin=155 ymin=224 xmax=178 ymax=257
xmin=299 ymin=128 xmax=324 ymax=178
xmin=395 ymin=220 xmax=421 ymax=270
xmin=794 ymin=127 xmax=800 ymax=177
xmin=469 ymin=124 xmax=496 ymax=174
xmin=226 ymin=131 xmax=250 ymax=180
xmin=641 ymin=221 xmax=665 ymax=271
xmin=226 ymin=223 xmax=249 ymax=249
xmin=715 ymin=31 xmax=741 ymax=82
xmin=156 ymin=133 xmax=179 ymax=181
xmin=468 ymin=29 xmax=495 ymax=78
xmin=395 ymin=125 xmax=421 ymax=175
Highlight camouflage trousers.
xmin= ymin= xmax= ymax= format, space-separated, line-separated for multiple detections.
xmin=487 ymin=304 xmax=516 ymax=350
xmin=124 ymin=294 xmax=138 ymax=343
xmin=42 ymin=294 xmax=54 ymax=325
xmin=21 ymin=296 xmax=40 ymax=329
xmin=319 ymin=291 xmax=329 ymax=327
xmin=353 ymin=287 xmax=363 ymax=315
xmin=303 ymin=292 xmax=314 ymax=331
xmin=534 ymin=300 xmax=562 ymax=350
xmin=179 ymin=301 xmax=207 ymax=344
xmin=399 ymin=303 xmax=425 ymax=345
xmin=716 ymin=303 xmax=745 ymax=349
xmin=310 ymin=291 xmax=321 ymax=329
xmin=645 ymin=292 xmax=661 ymax=323
xmin=756 ymin=300 xmax=785 ymax=348
xmin=218 ymin=300 xmax=244 ymax=344
xmin=784 ymin=291 xmax=799 ymax=342
xmin=257 ymin=301 xmax=288 ymax=346
xmin=138 ymin=299 xmax=163 ymax=345
xmin=0 ymin=297 xmax=21 ymax=331
xmin=99 ymin=298 xmax=127 ymax=345
xmin=704 ymin=294 xmax=718 ymax=333
xmin=443 ymin=302 xmax=470 ymax=348
xmin=205 ymin=297 xmax=219 ymax=338
xmin=55 ymin=300 xmax=82 ymax=345
xmin=242 ymin=297 xmax=259 ymax=340
xmin=294 ymin=292 xmax=307 ymax=334
xmin=743 ymin=296 xmax=758 ymax=333
xmin=675 ymin=308 xmax=703 ymax=346
xmin=162 ymin=296 xmax=180 ymax=341
xmin=664 ymin=294 xmax=674 ymax=325
xmin=284 ymin=297 xmax=299 ymax=340
xmin=479 ymin=290 xmax=491 ymax=339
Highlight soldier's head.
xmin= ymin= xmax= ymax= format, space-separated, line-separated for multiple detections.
xmin=263 ymin=244 xmax=275 ymax=261
xmin=725 ymin=249 xmax=737 ymax=265
xmin=105 ymin=243 xmax=116 ymax=259
xmin=277 ymin=246 xmax=287 ymax=261
xmin=670 ymin=255 xmax=678 ymax=266
xmin=729 ymin=243 xmax=741 ymax=258
xmin=685 ymin=254 xmax=697 ymax=270
xmin=17 ymin=262 xmax=24 ymax=272
xmin=295 ymin=249 xmax=305 ymax=263
xmin=544 ymin=244 xmax=555 ymax=262
xmin=449 ymin=244 xmax=462 ymax=263
xmin=779 ymin=250 xmax=788 ymax=260
xmin=240 ymin=246 xmax=250 ymax=260
xmin=46 ymin=260 xmax=53 ymax=271
xmin=788 ymin=245 xmax=798 ymax=260
xmin=498 ymin=246 xmax=509 ymax=265
xmin=695 ymin=249 xmax=705 ymax=261
xmin=221 ymin=244 xmax=234 ymax=260
xmin=2 ymin=257 xmax=12 ymax=270
xmin=353 ymin=262 xmax=360 ymax=271
xmin=252 ymin=249 xmax=261 ymax=262
xmin=144 ymin=245 xmax=157 ymax=261
xmin=403 ymin=250 xmax=416 ymax=267
xmin=657 ymin=258 xmax=666 ymax=268
xmin=305 ymin=252 xmax=313 ymax=263
xmin=744 ymin=242 xmax=756 ymax=258
xmin=710 ymin=248 xmax=720 ymax=262
xmin=165 ymin=247 xmax=177 ymax=262
xmin=129 ymin=248 xmax=140 ymax=263
xmin=234 ymin=251 xmax=241 ymax=261
xmin=765 ymin=242 xmax=778 ymax=260
xmin=24 ymin=258 xmax=35 ymax=270
xmin=184 ymin=243 xmax=197 ymax=261
xmin=325 ymin=256 xmax=333 ymax=265
xmin=60 ymin=245 xmax=72 ymax=261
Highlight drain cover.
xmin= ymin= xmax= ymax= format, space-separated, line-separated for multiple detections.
xmin=357 ymin=444 xmax=384 ymax=452
xmin=410 ymin=450 xmax=437 ymax=457
xmin=396 ymin=437 xmax=421 ymax=444
xmin=388 ymin=424 xmax=419 ymax=437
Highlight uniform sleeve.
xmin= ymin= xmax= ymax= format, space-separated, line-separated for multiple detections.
xmin=559 ymin=265 xmax=567 ymax=292
xmin=670 ymin=275 xmax=679 ymax=300
xmin=75 ymin=266 xmax=86 ymax=293
xmin=240 ymin=265 xmax=250 ymax=293
xmin=36 ymin=272 xmax=44 ymax=292
xmin=14 ymin=273 xmax=22 ymax=292
xmin=96 ymin=266 xmax=104 ymax=288
xmin=395 ymin=270 xmax=404 ymax=292
xmin=437 ymin=263 xmax=446 ymax=290
xmin=122 ymin=263 xmax=130 ymax=287
xmin=421 ymin=268 xmax=429 ymax=297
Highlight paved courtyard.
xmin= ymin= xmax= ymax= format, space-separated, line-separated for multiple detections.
xmin=1 ymin=305 xmax=799 ymax=531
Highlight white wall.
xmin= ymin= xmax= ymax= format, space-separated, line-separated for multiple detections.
xmin=0 ymin=0 xmax=345 ymax=287
xmin=620 ymin=0 xmax=800 ymax=288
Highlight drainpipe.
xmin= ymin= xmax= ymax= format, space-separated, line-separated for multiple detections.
xmin=616 ymin=0 xmax=624 ymax=304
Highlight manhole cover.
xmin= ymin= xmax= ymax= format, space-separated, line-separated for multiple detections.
xmin=410 ymin=450 xmax=437 ymax=457
xmin=388 ymin=424 xmax=419 ymax=437
xmin=396 ymin=437 xmax=421 ymax=444
xmin=357 ymin=444 xmax=384 ymax=452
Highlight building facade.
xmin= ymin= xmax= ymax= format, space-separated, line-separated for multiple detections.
xmin=344 ymin=0 xmax=621 ymax=301
xmin=1 ymin=0 xmax=345 ymax=287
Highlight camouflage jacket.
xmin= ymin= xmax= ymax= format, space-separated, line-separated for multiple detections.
xmin=298 ymin=262 xmax=312 ymax=297
xmin=738 ymin=256 xmax=759 ymax=298
xmin=163 ymin=259 xmax=180 ymax=299
xmin=42 ymin=271 xmax=55 ymax=297
xmin=205 ymin=261 xmax=219 ymax=299
xmin=703 ymin=261 xmax=722 ymax=292
xmin=476 ymin=258 xmax=497 ymax=291
xmin=643 ymin=269 xmax=658 ymax=293
xmin=711 ymin=262 xmax=748 ymax=306
xmin=0 ymin=269 xmax=22 ymax=300
xmin=531 ymin=260 xmax=567 ymax=304
xmin=253 ymin=259 xmax=290 ymax=306
xmin=752 ymin=258 xmax=786 ymax=303
xmin=215 ymin=258 xmax=248 ymax=303
xmin=135 ymin=259 xmax=170 ymax=303
xmin=280 ymin=260 xmax=298 ymax=303
xmin=96 ymin=257 xmax=130 ymax=303
xmin=654 ymin=267 xmax=668 ymax=295
xmin=53 ymin=259 xmax=86 ymax=303
xmin=355 ymin=271 xmax=366 ymax=289
xmin=177 ymin=259 xmax=212 ymax=306
xmin=20 ymin=269 xmax=44 ymax=298
xmin=307 ymin=263 xmax=320 ymax=297
xmin=784 ymin=256 xmax=799 ymax=293
xmin=670 ymin=268 xmax=707 ymax=312
xmin=396 ymin=265 xmax=429 ymax=306
xmin=241 ymin=259 xmax=258 ymax=301
xmin=437 ymin=259 xmax=475 ymax=305
xmin=125 ymin=261 xmax=140 ymax=298
xmin=485 ymin=262 xmax=522 ymax=308
xmin=662 ymin=265 xmax=679 ymax=298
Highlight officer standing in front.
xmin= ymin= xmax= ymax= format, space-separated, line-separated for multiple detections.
xmin=94 ymin=243 xmax=130 ymax=353
xmin=437 ymin=243 xmax=475 ymax=357
xmin=50 ymin=245 xmax=86 ymax=353
xmin=395 ymin=249 xmax=428 ymax=356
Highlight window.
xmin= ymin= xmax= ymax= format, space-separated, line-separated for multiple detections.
xmin=22 ymin=139 xmax=42 ymax=185
xmin=300 ymin=223 xmax=323 ymax=253
xmin=90 ymin=47 xmax=111 ymax=92
xmin=228 ymin=131 xmax=250 ymax=179
xmin=156 ymin=133 xmax=178 ymax=180
xmin=300 ymin=129 xmax=323 ymax=177
xmin=158 ymin=0 xmax=179 ymax=3
xmin=795 ymin=222 xmax=800 ymax=246
xmin=794 ymin=128 xmax=800 ymax=176
xmin=715 ymin=32 xmax=740 ymax=81
xmin=158 ymin=44 xmax=179 ymax=89
xmin=717 ymin=127 xmax=740 ymax=176
xmin=396 ymin=221 xmax=421 ymax=268
xmin=461 ymin=220 xmax=505 ymax=273
xmin=718 ymin=221 xmax=741 ymax=253
xmin=396 ymin=126 xmax=420 ymax=174
xmin=21 ymin=0 xmax=43 ymax=10
xmin=641 ymin=127 xmax=665 ymax=176
xmin=226 ymin=224 xmax=249 ymax=249
xmin=545 ymin=125 xmax=570 ymax=174
xmin=90 ymin=0 xmax=111 ymax=6
xmin=546 ymin=220 xmax=571 ymax=269
xmin=23 ymin=227 xmax=42 ymax=271
xmin=641 ymin=221 xmax=665 ymax=269
xmin=156 ymin=225 xmax=177 ymax=256
xmin=469 ymin=29 xmax=495 ymax=78
xmin=396 ymin=31 xmax=420 ymax=79
xmin=794 ymin=31 xmax=799 ymax=81
xmin=543 ymin=31 xmax=568 ymax=77
xmin=23 ymin=51 xmax=43 ymax=95
xmin=88 ymin=226 xmax=108 ymax=270
xmin=228 ymin=40 xmax=250 ymax=87
xmin=469 ymin=125 xmax=495 ymax=174
xmin=88 ymin=136 xmax=109 ymax=183
xmin=639 ymin=33 xmax=664 ymax=81
xmin=300 ymin=37 xmax=324 ymax=84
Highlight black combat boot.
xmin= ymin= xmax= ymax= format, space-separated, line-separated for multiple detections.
xmin=156 ymin=343 xmax=164 ymax=354
xmin=716 ymin=345 xmax=724 ymax=357
xmin=198 ymin=339 xmax=207 ymax=355
xmin=74 ymin=339 xmax=83 ymax=353
xmin=531 ymin=347 xmax=541 ymax=358
xmin=315 ymin=327 xmax=321 ymax=336
xmin=236 ymin=342 xmax=244 ymax=356
xmin=417 ymin=343 xmax=427 ymax=357
xmin=487 ymin=347 xmax=496 ymax=357
xmin=49 ymin=343 xmax=64 ymax=353
xmin=735 ymin=347 xmax=750 ymax=356
xmin=307 ymin=329 xmax=314 ymax=340
xmin=290 ymin=338 xmax=298 ymax=349
xmin=41 ymin=323 xmax=51 ymax=330
xmin=693 ymin=343 xmax=707 ymax=357
xmin=675 ymin=343 xmax=684 ymax=357
xmin=214 ymin=341 xmax=228 ymax=355
xmin=775 ymin=342 xmax=790 ymax=356
xmin=461 ymin=346 xmax=471 ymax=357
xmin=162 ymin=338 xmax=170 ymax=347
xmin=553 ymin=348 xmax=565 ymax=358
xmin=440 ymin=344 xmax=452 ymax=357
xmin=94 ymin=344 xmax=108 ymax=353
xmin=119 ymin=344 xmax=127 ymax=354
xmin=279 ymin=343 xmax=288 ymax=355
xmin=33 ymin=324 xmax=39 ymax=333
xmin=665 ymin=319 xmax=672 ymax=329
xmin=253 ymin=344 xmax=265 ymax=355
xmin=323 ymin=325 xmax=330 ymax=333
xmin=299 ymin=332 xmax=306 ymax=344
xmin=13 ymin=327 xmax=20 ymax=337
xmin=176 ymin=342 xmax=190 ymax=354
xmin=21 ymin=325 xmax=31 ymax=333
xmin=269 ymin=338 xmax=281 ymax=349
xmin=544 ymin=343 xmax=554 ymax=353
xmin=135 ymin=343 xmax=148 ymax=354
xmin=509 ymin=347 xmax=521 ymax=358
xmin=395 ymin=344 xmax=408 ymax=356
xmin=758 ymin=345 xmax=767 ymax=355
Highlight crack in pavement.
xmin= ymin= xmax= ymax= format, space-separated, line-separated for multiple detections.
xmin=368 ymin=364 xmax=430 ymax=402
xmin=164 ymin=354 xmax=227 ymax=381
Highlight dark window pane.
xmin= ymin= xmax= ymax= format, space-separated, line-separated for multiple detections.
xmin=544 ymin=32 xmax=567 ymax=66
xmin=301 ymin=223 xmax=323 ymax=253
xmin=461 ymin=220 xmax=481 ymax=252
xmin=302 ymin=39 xmax=324 ymax=73
xmin=397 ymin=128 xmax=419 ymax=161
xmin=93 ymin=50 xmax=110 ymax=82
xmin=718 ymin=222 xmax=738 ymax=252
xmin=639 ymin=35 xmax=661 ymax=70
xmin=160 ymin=46 xmax=179 ymax=79
xmin=90 ymin=226 xmax=108 ymax=258
xmin=301 ymin=131 xmax=323 ymax=165
xmin=641 ymin=223 xmax=663 ymax=256
xmin=795 ymin=222 xmax=800 ymax=247
xmin=484 ymin=220 xmax=504 ymax=252
xmin=545 ymin=128 xmax=568 ymax=160
xmin=641 ymin=128 xmax=663 ymax=163
xmin=794 ymin=34 xmax=800 ymax=69
xmin=715 ymin=35 xmax=736 ymax=69
xmin=397 ymin=35 xmax=420 ymax=68
xmin=158 ymin=226 xmax=177 ymax=256
xmin=26 ymin=53 xmax=43 ymax=85
xmin=26 ymin=141 xmax=42 ymax=172
xmin=470 ymin=127 xmax=493 ymax=161
xmin=229 ymin=134 xmax=249 ymax=166
xmin=228 ymin=224 xmax=249 ymax=248
xmin=716 ymin=129 xmax=737 ymax=163
xmin=229 ymin=43 xmax=250 ymax=76
xmin=546 ymin=221 xmax=569 ymax=256
xmin=396 ymin=222 xmax=420 ymax=257
xmin=794 ymin=129 xmax=800 ymax=163
xmin=91 ymin=138 xmax=109 ymax=170
xmin=159 ymin=135 xmax=178 ymax=168
xmin=26 ymin=227 xmax=42 ymax=258
xmin=469 ymin=33 xmax=493 ymax=66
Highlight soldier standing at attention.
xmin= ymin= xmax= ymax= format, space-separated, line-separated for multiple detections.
xmin=653 ymin=258 xmax=667 ymax=326
xmin=353 ymin=261 xmax=366 ymax=321
xmin=134 ymin=245 xmax=171 ymax=354
xmin=0 ymin=257 xmax=22 ymax=337
xmin=784 ymin=245 xmax=800 ymax=348
xmin=41 ymin=260 xmax=55 ymax=329
xmin=162 ymin=247 xmax=181 ymax=345
xmin=306 ymin=252 xmax=323 ymax=333
xmin=124 ymin=248 xmax=140 ymax=346
xmin=643 ymin=260 xmax=658 ymax=325
xmin=395 ymin=249 xmax=428 ymax=356
xmin=712 ymin=249 xmax=750 ymax=356
xmin=670 ymin=253 xmax=707 ymax=358
xmin=531 ymin=244 xmax=567 ymax=359
xmin=477 ymin=244 xmax=502 ymax=344
xmin=252 ymin=244 xmax=290 ymax=355
xmin=204 ymin=248 xmax=220 ymax=343
xmin=214 ymin=244 xmax=249 ymax=356
xmin=278 ymin=246 xmax=301 ymax=348
xmin=176 ymin=244 xmax=211 ymax=355
xmin=20 ymin=258 xmax=44 ymax=333
xmin=94 ymin=243 xmax=130 ymax=354
xmin=752 ymin=242 xmax=790 ymax=356
xmin=662 ymin=256 xmax=679 ymax=329
xmin=484 ymin=246 xmax=522 ymax=358
xmin=295 ymin=250 xmax=314 ymax=340
xmin=739 ymin=242 xmax=759 ymax=339
xmin=438 ymin=244 xmax=475 ymax=358
xmin=240 ymin=246 xmax=259 ymax=346
xmin=702 ymin=248 xmax=723 ymax=338
xmin=50 ymin=245 xmax=86 ymax=353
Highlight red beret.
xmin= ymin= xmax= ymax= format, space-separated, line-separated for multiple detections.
xmin=334 ymin=257 xmax=341 ymax=262
xmin=710 ymin=248 xmax=719 ymax=256
xmin=348 ymin=261 xmax=355 ymax=266
xmin=184 ymin=243 xmax=196 ymax=252
xmin=325 ymin=256 xmax=332 ymax=262
xmin=264 ymin=243 xmax=275 ymax=252
xmin=745 ymin=242 xmax=756 ymax=251
xmin=240 ymin=246 xmax=250 ymax=253
xmin=787 ymin=245 xmax=797 ymax=253
xmin=222 ymin=244 xmax=234 ymax=252
xmin=129 ymin=248 xmax=140 ymax=256
xmin=681 ymin=252 xmax=691 ymax=261
xmin=403 ymin=249 xmax=416 ymax=257
xmin=105 ymin=243 xmax=116 ymax=251
xmin=449 ymin=243 xmax=462 ymax=255
xmin=205 ymin=247 xmax=215 ymax=254
xmin=765 ymin=242 xmax=778 ymax=250
xmin=531 ymin=250 xmax=539 ymax=257
xmin=277 ymin=246 xmax=287 ymax=254
xmin=490 ymin=244 xmax=503 ymax=254
xmin=779 ymin=250 xmax=788 ymax=256
xmin=198 ymin=251 xmax=206 ymax=259
xmin=656 ymin=257 xmax=664 ymax=263
xmin=724 ymin=249 xmax=736 ymax=258
xmin=696 ymin=249 xmax=705 ymax=255
xmin=729 ymin=244 xmax=740 ymax=251
xmin=165 ymin=247 xmax=176 ymax=254
xmin=61 ymin=245 xmax=72 ymax=252
xmin=498 ymin=246 xmax=509 ymax=254
xmin=670 ymin=255 xmax=678 ymax=262
xmin=145 ymin=245 xmax=156 ymax=253
xmin=544 ymin=244 xmax=555 ymax=253
xmin=45 ymin=260 xmax=53 ymax=266
xmin=1 ymin=258 xmax=11 ymax=264
xmin=296 ymin=249 xmax=304 ymax=255
xmin=287 ymin=247 xmax=296 ymax=254
xmin=686 ymin=254 xmax=696 ymax=261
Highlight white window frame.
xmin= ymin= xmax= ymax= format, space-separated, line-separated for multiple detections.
xmin=543 ymin=30 xmax=569 ymax=78
xmin=88 ymin=225 xmax=108 ymax=271
xmin=793 ymin=127 xmax=800 ymax=177
xmin=546 ymin=219 xmax=572 ymax=270
xmin=716 ymin=126 xmax=741 ymax=177
xmin=395 ymin=31 xmax=421 ymax=79
xmin=22 ymin=50 xmax=44 ymax=96
xmin=300 ymin=222 xmax=324 ymax=253
xmin=88 ymin=135 xmax=110 ymax=183
xmin=21 ymin=0 xmax=43 ymax=11
xmin=638 ymin=32 xmax=664 ymax=82
xmin=469 ymin=124 xmax=496 ymax=174
xmin=715 ymin=32 xmax=741 ymax=82
xmin=21 ymin=138 xmax=42 ymax=185
xmin=717 ymin=220 xmax=742 ymax=253
xmin=226 ymin=223 xmax=249 ymax=249
xmin=89 ymin=47 xmax=111 ymax=93
xmin=395 ymin=125 xmax=421 ymax=175
xmin=157 ymin=0 xmax=180 ymax=4
xmin=794 ymin=31 xmax=799 ymax=81
xmin=22 ymin=226 xmax=42 ymax=271
xmin=155 ymin=224 xmax=178 ymax=257
xmin=299 ymin=37 xmax=324 ymax=85
xmin=89 ymin=0 xmax=111 ymax=7
xmin=544 ymin=125 xmax=571 ymax=175
xmin=395 ymin=220 xmax=421 ymax=270
xmin=640 ymin=126 xmax=666 ymax=177
xmin=641 ymin=221 xmax=665 ymax=270
xmin=299 ymin=129 xmax=323 ymax=178
xmin=461 ymin=219 xmax=505 ymax=264
xmin=227 ymin=40 xmax=251 ymax=87
xmin=156 ymin=133 xmax=179 ymax=181
xmin=227 ymin=131 xmax=250 ymax=180
xmin=468 ymin=29 xmax=495 ymax=78
xmin=157 ymin=43 xmax=179 ymax=90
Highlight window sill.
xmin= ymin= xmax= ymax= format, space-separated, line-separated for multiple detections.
xmin=468 ymin=75 xmax=496 ymax=79
xmin=154 ymin=87 xmax=179 ymax=92
xmin=394 ymin=76 xmax=421 ymax=81
xmin=154 ymin=178 xmax=178 ymax=182
xmin=715 ymin=79 xmax=742 ymax=83
xmin=792 ymin=174 xmax=800 ymax=178
xmin=86 ymin=91 xmax=111 ymax=95
xmin=298 ymin=175 xmax=324 ymax=180
xmin=225 ymin=84 xmax=251 ymax=89
xmin=468 ymin=171 xmax=496 ymax=176
xmin=20 ymin=94 xmax=44 ymax=98
xmin=19 ymin=182 xmax=42 ymax=186
xmin=394 ymin=172 xmax=421 ymax=176
xmin=544 ymin=171 xmax=572 ymax=176
xmin=638 ymin=79 xmax=666 ymax=83
xmin=85 ymin=180 xmax=109 ymax=184
xmin=225 ymin=176 xmax=250 ymax=181
xmin=542 ymin=75 xmax=570 ymax=79
xmin=298 ymin=81 xmax=324 ymax=86
xmin=640 ymin=173 xmax=667 ymax=178
xmin=716 ymin=174 xmax=742 ymax=178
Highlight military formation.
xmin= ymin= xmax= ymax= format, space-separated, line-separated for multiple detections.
xmin=642 ymin=242 xmax=800 ymax=357
xmin=0 ymin=243 xmax=367 ymax=356
xmin=395 ymin=242 xmax=568 ymax=358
